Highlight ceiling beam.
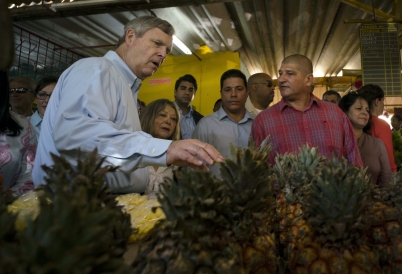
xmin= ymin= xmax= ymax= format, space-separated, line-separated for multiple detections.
xmin=340 ymin=0 xmax=400 ymax=21
xmin=10 ymin=0 xmax=244 ymax=21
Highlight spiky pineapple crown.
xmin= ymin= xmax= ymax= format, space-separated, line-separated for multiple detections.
xmin=2 ymin=150 xmax=133 ymax=273
xmin=301 ymin=157 xmax=372 ymax=251
xmin=133 ymin=139 xmax=276 ymax=273
xmin=371 ymin=170 xmax=402 ymax=210
xmin=274 ymin=144 xmax=325 ymax=203
xmin=0 ymin=188 xmax=22 ymax=271
xmin=219 ymin=139 xmax=275 ymax=239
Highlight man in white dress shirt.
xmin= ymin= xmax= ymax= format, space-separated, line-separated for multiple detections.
xmin=33 ymin=16 xmax=222 ymax=192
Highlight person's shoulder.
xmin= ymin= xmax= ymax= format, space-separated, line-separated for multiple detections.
xmin=365 ymin=133 xmax=386 ymax=149
xmin=255 ymin=103 xmax=280 ymax=119
xmin=193 ymin=109 xmax=204 ymax=118
xmin=65 ymin=55 xmax=114 ymax=76
xmin=10 ymin=111 xmax=29 ymax=125
xmin=197 ymin=112 xmax=218 ymax=124
xmin=372 ymin=116 xmax=392 ymax=130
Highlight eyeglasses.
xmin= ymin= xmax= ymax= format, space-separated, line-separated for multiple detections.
xmin=36 ymin=92 xmax=52 ymax=100
xmin=254 ymin=81 xmax=275 ymax=88
xmin=9 ymin=88 xmax=31 ymax=94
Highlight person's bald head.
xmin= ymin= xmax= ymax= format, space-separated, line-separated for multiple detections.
xmin=281 ymin=54 xmax=313 ymax=76
xmin=247 ymin=72 xmax=275 ymax=109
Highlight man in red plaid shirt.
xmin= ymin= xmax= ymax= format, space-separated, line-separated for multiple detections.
xmin=251 ymin=54 xmax=362 ymax=166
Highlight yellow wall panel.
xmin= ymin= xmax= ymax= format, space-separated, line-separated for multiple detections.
xmin=138 ymin=46 xmax=240 ymax=116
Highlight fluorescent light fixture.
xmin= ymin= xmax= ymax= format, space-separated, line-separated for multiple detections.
xmin=173 ymin=35 xmax=192 ymax=55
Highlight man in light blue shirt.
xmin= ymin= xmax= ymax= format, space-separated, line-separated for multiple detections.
xmin=173 ymin=74 xmax=204 ymax=139
xmin=192 ymin=69 xmax=255 ymax=177
xmin=33 ymin=16 xmax=223 ymax=193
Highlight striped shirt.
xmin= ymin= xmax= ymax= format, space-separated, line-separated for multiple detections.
xmin=251 ymin=95 xmax=363 ymax=166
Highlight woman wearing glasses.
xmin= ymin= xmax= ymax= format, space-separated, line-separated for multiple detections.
xmin=0 ymin=70 xmax=37 ymax=196
xmin=29 ymin=76 xmax=58 ymax=139
xmin=339 ymin=92 xmax=392 ymax=186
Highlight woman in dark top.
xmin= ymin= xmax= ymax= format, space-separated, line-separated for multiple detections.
xmin=339 ymin=92 xmax=392 ymax=186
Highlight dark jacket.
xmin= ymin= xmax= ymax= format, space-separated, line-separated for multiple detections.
xmin=179 ymin=109 xmax=204 ymax=140
xmin=192 ymin=109 xmax=204 ymax=125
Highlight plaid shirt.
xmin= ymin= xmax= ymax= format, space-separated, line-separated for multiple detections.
xmin=251 ymin=95 xmax=363 ymax=166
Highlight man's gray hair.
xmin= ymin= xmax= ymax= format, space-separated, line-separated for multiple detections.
xmin=116 ymin=15 xmax=175 ymax=47
xmin=9 ymin=75 xmax=36 ymax=92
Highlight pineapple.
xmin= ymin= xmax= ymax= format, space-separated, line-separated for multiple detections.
xmin=288 ymin=157 xmax=381 ymax=273
xmin=117 ymin=193 xmax=166 ymax=243
xmin=132 ymin=170 xmax=239 ymax=273
xmin=0 ymin=188 xmax=24 ymax=272
xmin=273 ymin=145 xmax=325 ymax=260
xmin=132 ymin=140 xmax=278 ymax=273
xmin=219 ymin=140 xmax=277 ymax=273
xmin=1 ymin=149 xmax=133 ymax=273
xmin=368 ymin=175 xmax=402 ymax=273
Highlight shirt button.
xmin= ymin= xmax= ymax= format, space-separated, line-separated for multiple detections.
xmin=151 ymin=149 xmax=156 ymax=153
xmin=305 ymin=126 xmax=308 ymax=129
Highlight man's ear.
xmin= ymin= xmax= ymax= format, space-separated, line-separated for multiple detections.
xmin=375 ymin=98 xmax=380 ymax=106
xmin=306 ymin=73 xmax=314 ymax=86
xmin=125 ymin=29 xmax=136 ymax=44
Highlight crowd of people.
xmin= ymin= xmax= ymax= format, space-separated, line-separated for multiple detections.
xmin=0 ymin=15 xmax=399 ymax=197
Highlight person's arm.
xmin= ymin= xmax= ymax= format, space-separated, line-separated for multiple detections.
xmin=376 ymin=139 xmax=392 ymax=186
xmin=342 ymin=115 xmax=363 ymax=167
xmin=11 ymin=119 xmax=36 ymax=195
xmin=52 ymin=65 xmax=171 ymax=172
xmin=373 ymin=120 xmax=398 ymax=172
xmin=53 ymin=66 xmax=222 ymax=172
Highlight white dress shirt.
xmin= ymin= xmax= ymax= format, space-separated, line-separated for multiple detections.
xmin=33 ymin=51 xmax=172 ymax=193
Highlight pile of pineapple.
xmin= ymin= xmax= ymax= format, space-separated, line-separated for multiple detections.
xmin=2 ymin=143 xmax=402 ymax=273
xmin=132 ymin=143 xmax=402 ymax=273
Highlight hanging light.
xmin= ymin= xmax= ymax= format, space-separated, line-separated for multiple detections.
xmin=173 ymin=35 xmax=192 ymax=55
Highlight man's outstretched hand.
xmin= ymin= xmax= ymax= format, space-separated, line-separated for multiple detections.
xmin=166 ymin=139 xmax=223 ymax=171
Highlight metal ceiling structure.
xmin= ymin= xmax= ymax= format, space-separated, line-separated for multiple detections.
xmin=6 ymin=0 xmax=401 ymax=90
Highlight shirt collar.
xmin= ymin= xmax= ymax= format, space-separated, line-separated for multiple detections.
xmin=104 ymin=51 xmax=142 ymax=93
xmin=29 ymin=111 xmax=42 ymax=126
xmin=217 ymin=106 xmax=255 ymax=122
xmin=174 ymin=101 xmax=193 ymax=116
xmin=279 ymin=94 xmax=320 ymax=112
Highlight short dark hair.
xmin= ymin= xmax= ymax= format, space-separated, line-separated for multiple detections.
xmin=322 ymin=90 xmax=341 ymax=102
xmin=357 ymin=84 xmax=384 ymax=109
xmin=214 ymin=98 xmax=222 ymax=108
xmin=35 ymin=76 xmax=59 ymax=93
xmin=0 ymin=70 xmax=23 ymax=136
xmin=174 ymin=74 xmax=197 ymax=92
xmin=338 ymin=92 xmax=371 ymax=133
xmin=393 ymin=114 xmax=402 ymax=122
xmin=220 ymin=69 xmax=247 ymax=89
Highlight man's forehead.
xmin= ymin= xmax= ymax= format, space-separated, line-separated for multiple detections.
xmin=279 ymin=62 xmax=299 ymax=71
xmin=223 ymin=77 xmax=245 ymax=87
xmin=179 ymin=81 xmax=194 ymax=87
xmin=10 ymin=81 xmax=29 ymax=87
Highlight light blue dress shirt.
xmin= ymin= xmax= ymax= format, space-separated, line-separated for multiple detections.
xmin=33 ymin=51 xmax=172 ymax=193
xmin=192 ymin=107 xmax=255 ymax=177
xmin=175 ymin=102 xmax=195 ymax=139
xmin=28 ymin=110 xmax=42 ymax=139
